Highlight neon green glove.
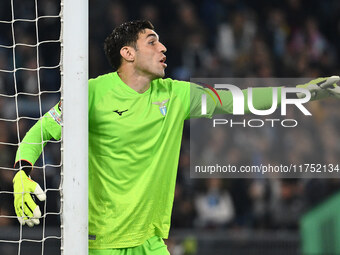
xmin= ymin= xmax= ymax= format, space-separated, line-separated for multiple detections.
xmin=13 ymin=170 xmax=46 ymax=227
xmin=297 ymin=76 xmax=340 ymax=100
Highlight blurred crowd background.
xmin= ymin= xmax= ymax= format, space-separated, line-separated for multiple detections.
xmin=1 ymin=0 xmax=340 ymax=254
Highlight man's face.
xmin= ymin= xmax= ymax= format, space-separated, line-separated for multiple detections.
xmin=133 ymin=29 xmax=167 ymax=79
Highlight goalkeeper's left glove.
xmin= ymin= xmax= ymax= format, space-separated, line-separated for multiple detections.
xmin=296 ymin=76 xmax=340 ymax=100
xmin=13 ymin=170 xmax=46 ymax=227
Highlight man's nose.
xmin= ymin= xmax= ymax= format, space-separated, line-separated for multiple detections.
xmin=160 ymin=42 xmax=167 ymax=53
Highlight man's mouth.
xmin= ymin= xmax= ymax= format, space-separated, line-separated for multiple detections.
xmin=160 ymin=57 xmax=167 ymax=67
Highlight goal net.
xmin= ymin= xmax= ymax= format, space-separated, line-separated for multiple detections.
xmin=0 ymin=0 xmax=88 ymax=254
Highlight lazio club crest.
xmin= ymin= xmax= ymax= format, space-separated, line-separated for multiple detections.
xmin=152 ymin=99 xmax=169 ymax=116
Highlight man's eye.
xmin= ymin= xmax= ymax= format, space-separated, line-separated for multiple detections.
xmin=149 ymin=41 xmax=155 ymax=45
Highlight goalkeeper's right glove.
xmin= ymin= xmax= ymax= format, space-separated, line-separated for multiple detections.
xmin=13 ymin=169 xmax=46 ymax=227
xmin=296 ymin=76 xmax=340 ymax=100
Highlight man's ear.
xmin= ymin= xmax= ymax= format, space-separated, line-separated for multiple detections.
xmin=120 ymin=46 xmax=135 ymax=62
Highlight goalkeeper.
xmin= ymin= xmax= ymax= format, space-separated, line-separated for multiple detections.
xmin=13 ymin=20 xmax=340 ymax=254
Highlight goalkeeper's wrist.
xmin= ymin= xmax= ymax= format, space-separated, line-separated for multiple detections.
xmin=14 ymin=160 xmax=33 ymax=176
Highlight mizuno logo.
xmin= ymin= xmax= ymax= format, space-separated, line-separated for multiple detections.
xmin=113 ymin=109 xmax=128 ymax=116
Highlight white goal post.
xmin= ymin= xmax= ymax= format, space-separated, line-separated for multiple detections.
xmin=0 ymin=0 xmax=88 ymax=253
xmin=61 ymin=0 xmax=88 ymax=254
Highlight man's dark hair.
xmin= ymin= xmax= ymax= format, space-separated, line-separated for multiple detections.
xmin=104 ymin=20 xmax=154 ymax=71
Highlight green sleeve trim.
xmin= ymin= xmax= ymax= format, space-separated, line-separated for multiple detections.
xmin=14 ymin=159 xmax=33 ymax=169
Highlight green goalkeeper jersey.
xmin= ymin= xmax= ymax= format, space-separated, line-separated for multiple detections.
xmin=16 ymin=72 xmax=280 ymax=248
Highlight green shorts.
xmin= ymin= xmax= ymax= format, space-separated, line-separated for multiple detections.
xmin=89 ymin=236 xmax=170 ymax=255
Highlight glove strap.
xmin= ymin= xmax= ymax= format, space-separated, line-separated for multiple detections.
xmin=14 ymin=160 xmax=33 ymax=176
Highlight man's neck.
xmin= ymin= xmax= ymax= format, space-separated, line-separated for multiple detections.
xmin=117 ymin=68 xmax=152 ymax=94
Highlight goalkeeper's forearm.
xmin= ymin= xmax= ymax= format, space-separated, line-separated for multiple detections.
xmin=15 ymin=102 xmax=62 ymax=171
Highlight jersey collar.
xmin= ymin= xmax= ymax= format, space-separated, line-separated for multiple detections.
xmin=112 ymin=72 xmax=152 ymax=96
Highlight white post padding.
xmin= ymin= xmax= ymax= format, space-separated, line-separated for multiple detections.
xmin=61 ymin=0 xmax=88 ymax=254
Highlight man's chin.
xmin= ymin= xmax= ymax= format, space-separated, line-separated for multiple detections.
xmin=152 ymin=71 xmax=165 ymax=80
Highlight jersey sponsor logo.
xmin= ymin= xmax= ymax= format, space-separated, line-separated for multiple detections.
xmin=48 ymin=107 xmax=62 ymax=125
xmin=152 ymin=99 xmax=169 ymax=116
xmin=113 ymin=109 xmax=128 ymax=116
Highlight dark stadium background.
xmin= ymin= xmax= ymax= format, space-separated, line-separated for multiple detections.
xmin=1 ymin=0 xmax=340 ymax=254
